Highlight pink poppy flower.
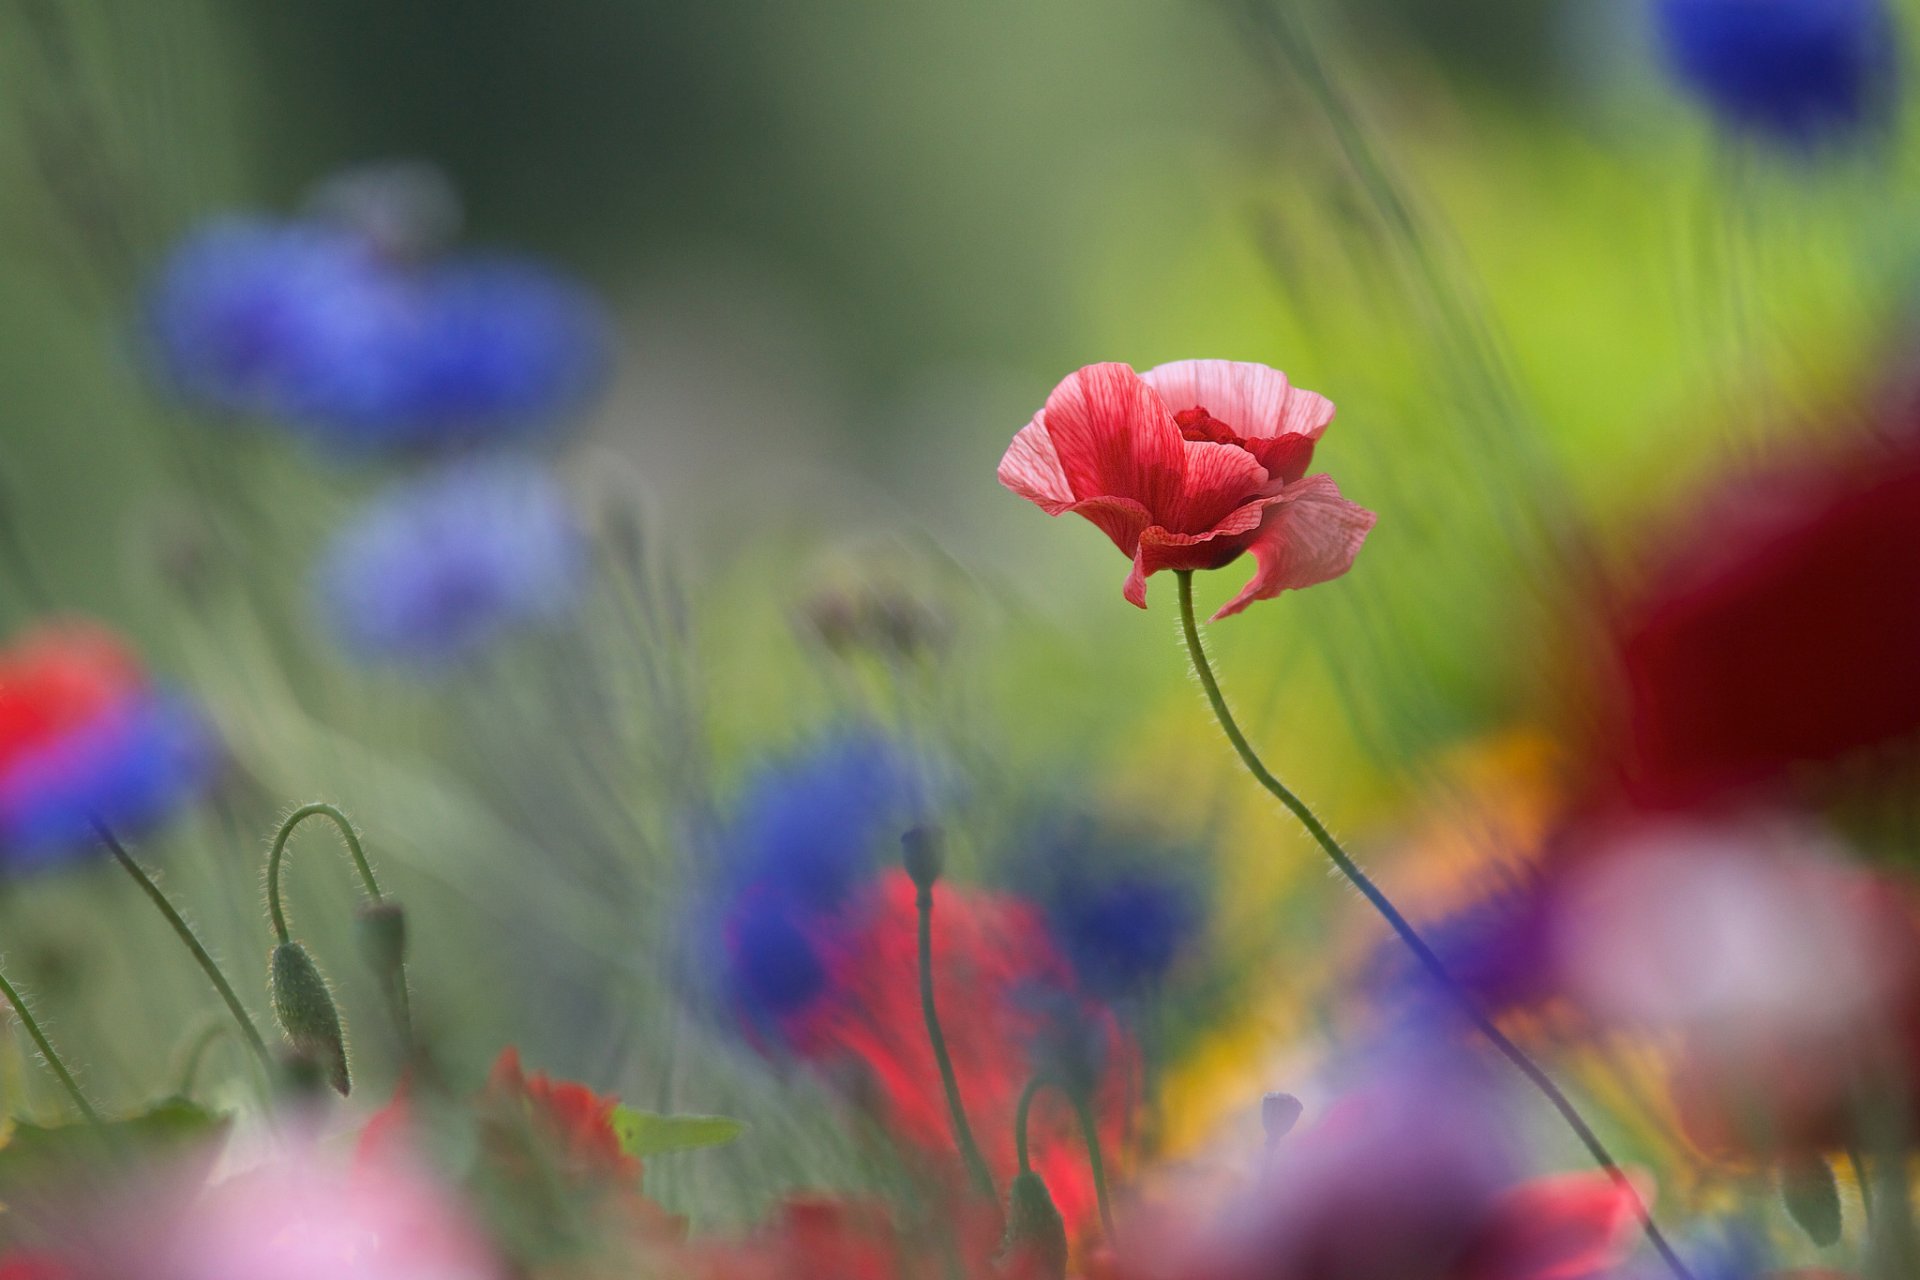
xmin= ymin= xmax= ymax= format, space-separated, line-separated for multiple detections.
xmin=998 ymin=360 xmax=1375 ymax=619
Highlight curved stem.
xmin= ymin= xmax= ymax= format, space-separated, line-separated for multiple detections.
xmin=94 ymin=822 xmax=273 ymax=1069
xmin=1011 ymin=1075 xmax=1118 ymax=1243
xmin=1014 ymin=1075 xmax=1046 ymax=1176
xmin=174 ymin=1018 xmax=233 ymax=1099
xmin=266 ymin=803 xmax=382 ymax=945
xmin=0 ymin=961 xmax=98 ymax=1122
xmin=1173 ymin=572 xmax=1693 ymax=1280
xmin=915 ymin=879 xmax=998 ymax=1204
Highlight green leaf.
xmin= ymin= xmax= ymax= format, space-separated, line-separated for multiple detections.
xmin=0 ymin=1097 xmax=229 ymax=1190
xmin=1781 ymin=1154 xmax=1842 ymax=1248
xmin=609 ymin=1105 xmax=744 ymax=1158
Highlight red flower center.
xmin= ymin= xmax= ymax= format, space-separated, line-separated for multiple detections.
xmin=1174 ymin=405 xmax=1243 ymax=447
xmin=1175 ymin=405 xmax=1317 ymax=488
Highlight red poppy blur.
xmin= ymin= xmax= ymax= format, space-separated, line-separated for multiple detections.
xmin=0 ymin=624 xmax=142 ymax=779
xmin=999 ymin=361 xmax=1375 ymax=619
xmin=791 ymin=870 xmax=1137 ymax=1239
xmin=483 ymin=1046 xmax=639 ymax=1184
xmin=1605 ymin=435 xmax=1920 ymax=807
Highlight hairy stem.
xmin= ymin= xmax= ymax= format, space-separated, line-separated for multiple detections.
xmin=266 ymin=803 xmax=382 ymax=945
xmin=0 ymin=960 xmax=98 ymax=1123
xmin=1173 ymin=572 xmax=1692 ymax=1280
xmin=95 ymin=822 xmax=273 ymax=1069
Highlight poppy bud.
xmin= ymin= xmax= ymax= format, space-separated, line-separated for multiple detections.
xmin=356 ymin=900 xmax=408 ymax=986
xmin=269 ymin=941 xmax=350 ymax=1096
xmin=901 ymin=826 xmax=942 ymax=892
xmin=1001 ymin=1170 xmax=1068 ymax=1280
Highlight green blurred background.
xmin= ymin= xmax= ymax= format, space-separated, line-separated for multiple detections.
xmin=1 ymin=0 xmax=1917 ymax=1225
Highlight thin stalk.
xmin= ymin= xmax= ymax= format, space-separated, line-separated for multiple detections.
xmin=1011 ymin=1075 xmax=1118 ymax=1244
xmin=914 ymin=878 xmax=998 ymax=1203
xmin=266 ymin=803 xmax=382 ymax=946
xmin=0 ymin=961 xmax=98 ymax=1122
xmin=1173 ymin=572 xmax=1693 ymax=1280
xmin=1014 ymin=1075 xmax=1046 ymax=1175
xmin=1071 ymin=1091 xmax=1117 ymax=1245
xmin=94 ymin=822 xmax=273 ymax=1068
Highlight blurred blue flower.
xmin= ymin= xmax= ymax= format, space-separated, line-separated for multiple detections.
xmin=705 ymin=733 xmax=929 ymax=1034
xmin=315 ymin=460 xmax=587 ymax=667
xmin=0 ymin=693 xmax=215 ymax=870
xmin=1654 ymin=0 xmax=1898 ymax=146
xmin=1021 ymin=816 xmax=1203 ymax=1000
xmin=143 ymin=215 xmax=609 ymax=453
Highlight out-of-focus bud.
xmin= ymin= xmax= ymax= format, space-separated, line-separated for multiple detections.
xmin=1262 ymin=1092 xmax=1303 ymax=1146
xmin=795 ymin=574 xmax=952 ymax=665
xmin=901 ymin=826 xmax=943 ymax=892
xmin=1001 ymin=1170 xmax=1069 ymax=1280
xmin=1780 ymin=1155 xmax=1842 ymax=1247
xmin=304 ymin=159 xmax=463 ymax=261
xmin=356 ymin=900 xmax=408 ymax=987
xmin=269 ymin=941 xmax=351 ymax=1096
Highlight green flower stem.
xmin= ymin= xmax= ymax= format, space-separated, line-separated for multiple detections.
xmin=1071 ymin=1090 xmax=1117 ymax=1245
xmin=1173 ymin=571 xmax=1693 ymax=1280
xmin=0 ymin=960 xmax=98 ymax=1123
xmin=1014 ymin=1075 xmax=1047 ymax=1176
xmin=914 ymin=876 xmax=998 ymax=1204
xmin=1011 ymin=1076 xmax=1118 ymax=1244
xmin=266 ymin=803 xmax=382 ymax=946
xmin=94 ymin=822 xmax=273 ymax=1069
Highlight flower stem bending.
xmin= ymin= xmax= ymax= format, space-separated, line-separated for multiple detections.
xmin=1172 ymin=571 xmax=1694 ymax=1280
xmin=0 ymin=960 xmax=98 ymax=1123
xmin=1012 ymin=1075 xmax=1118 ymax=1245
xmin=94 ymin=821 xmax=273 ymax=1070
xmin=266 ymin=802 xmax=383 ymax=946
xmin=914 ymin=875 xmax=999 ymax=1205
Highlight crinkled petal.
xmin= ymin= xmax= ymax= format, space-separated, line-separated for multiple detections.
xmin=1165 ymin=439 xmax=1269 ymax=535
xmin=1141 ymin=359 xmax=1336 ymax=441
xmin=1122 ymin=500 xmax=1272 ymax=609
xmin=998 ymin=419 xmax=1075 ymax=513
xmin=1213 ymin=475 xmax=1376 ymax=620
xmin=1030 ymin=363 xmax=1184 ymax=514
xmin=1066 ymin=495 xmax=1154 ymax=558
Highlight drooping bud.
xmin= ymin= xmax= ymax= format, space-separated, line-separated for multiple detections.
xmin=1000 ymin=1170 xmax=1069 ymax=1280
xmin=902 ymin=826 xmax=943 ymax=892
xmin=269 ymin=941 xmax=350 ymax=1096
xmin=355 ymin=900 xmax=408 ymax=986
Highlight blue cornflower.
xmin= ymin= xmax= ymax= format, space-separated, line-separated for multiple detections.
xmin=705 ymin=733 xmax=930 ymax=1034
xmin=0 ymin=695 xmax=214 ymax=869
xmin=1022 ymin=817 xmax=1203 ymax=1000
xmin=142 ymin=214 xmax=609 ymax=454
xmin=315 ymin=460 xmax=587 ymax=667
xmin=1654 ymin=0 xmax=1898 ymax=147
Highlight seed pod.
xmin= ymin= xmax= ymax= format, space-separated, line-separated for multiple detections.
xmin=901 ymin=826 xmax=943 ymax=891
xmin=269 ymin=941 xmax=350 ymax=1096
xmin=1000 ymin=1171 xmax=1068 ymax=1280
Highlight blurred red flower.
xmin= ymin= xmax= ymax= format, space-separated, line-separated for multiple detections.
xmin=999 ymin=361 xmax=1374 ymax=619
xmin=0 ymin=624 xmax=141 ymax=774
xmin=482 ymin=1046 xmax=639 ymax=1184
xmin=792 ymin=870 xmax=1137 ymax=1239
xmin=1606 ymin=436 xmax=1920 ymax=807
